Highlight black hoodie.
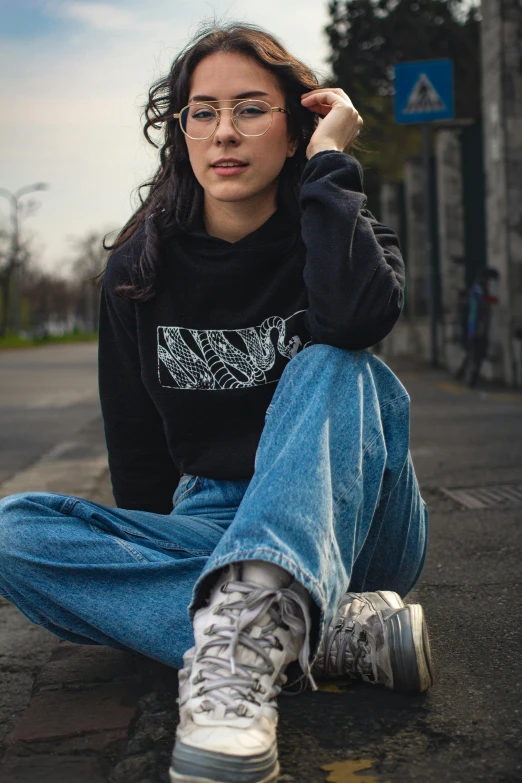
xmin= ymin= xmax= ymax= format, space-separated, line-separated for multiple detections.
xmin=99 ymin=150 xmax=405 ymax=513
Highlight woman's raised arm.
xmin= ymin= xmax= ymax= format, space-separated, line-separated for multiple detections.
xmin=299 ymin=150 xmax=405 ymax=350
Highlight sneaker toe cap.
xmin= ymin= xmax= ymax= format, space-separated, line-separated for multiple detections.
xmin=179 ymin=723 xmax=273 ymax=756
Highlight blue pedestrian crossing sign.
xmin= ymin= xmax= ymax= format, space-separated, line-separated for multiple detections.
xmin=394 ymin=59 xmax=454 ymax=124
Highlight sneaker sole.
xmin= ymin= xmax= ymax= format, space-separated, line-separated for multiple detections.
xmin=169 ymin=741 xmax=279 ymax=783
xmin=169 ymin=771 xmax=279 ymax=783
xmin=386 ymin=603 xmax=434 ymax=692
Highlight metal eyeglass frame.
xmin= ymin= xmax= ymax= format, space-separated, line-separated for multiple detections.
xmin=173 ymin=100 xmax=289 ymax=140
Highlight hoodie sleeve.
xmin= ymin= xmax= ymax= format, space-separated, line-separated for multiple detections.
xmin=299 ymin=150 xmax=405 ymax=349
xmin=98 ymin=239 xmax=179 ymax=514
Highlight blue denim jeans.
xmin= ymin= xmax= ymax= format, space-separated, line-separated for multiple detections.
xmin=0 ymin=346 xmax=427 ymax=670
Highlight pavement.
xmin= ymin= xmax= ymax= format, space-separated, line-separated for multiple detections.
xmin=1 ymin=353 xmax=521 ymax=783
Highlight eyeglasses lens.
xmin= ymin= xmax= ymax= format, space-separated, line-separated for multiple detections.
xmin=180 ymin=101 xmax=272 ymax=139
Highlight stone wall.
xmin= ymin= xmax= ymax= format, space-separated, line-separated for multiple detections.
xmin=380 ymin=182 xmax=401 ymax=237
xmin=481 ymin=0 xmax=522 ymax=385
xmin=435 ymin=129 xmax=466 ymax=374
xmin=404 ymin=158 xmax=429 ymax=318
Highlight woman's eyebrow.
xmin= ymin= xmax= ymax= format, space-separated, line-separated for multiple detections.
xmin=189 ymin=90 xmax=270 ymax=102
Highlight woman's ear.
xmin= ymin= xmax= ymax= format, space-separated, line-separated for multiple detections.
xmin=287 ymin=139 xmax=298 ymax=158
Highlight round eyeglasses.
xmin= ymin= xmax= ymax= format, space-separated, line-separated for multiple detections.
xmin=173 ymin=100 xmax=289 ymax=140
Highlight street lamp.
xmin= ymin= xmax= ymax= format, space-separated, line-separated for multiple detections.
xmin=0 ymin=183 xmax=49 ymax=335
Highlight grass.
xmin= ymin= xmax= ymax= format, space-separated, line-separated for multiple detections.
xmin=0 ymin=332 xmax=98 ymax=350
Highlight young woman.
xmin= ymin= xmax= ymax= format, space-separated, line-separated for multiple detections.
xmin=0 ymin=22 xmax=433 ymax=783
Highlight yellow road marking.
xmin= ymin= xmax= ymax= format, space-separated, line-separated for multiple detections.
xmin=322 ymin=758 xmax=389 ymax=783
xmin=316 ymin=678 xmax=355 ymax=693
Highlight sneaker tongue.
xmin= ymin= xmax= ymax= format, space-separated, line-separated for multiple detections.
xmin=241 ymin=561 xmax=291 ymax=589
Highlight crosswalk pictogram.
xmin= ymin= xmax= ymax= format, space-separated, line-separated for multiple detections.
xmin=403 ymin=73 xmax=446 ymax=114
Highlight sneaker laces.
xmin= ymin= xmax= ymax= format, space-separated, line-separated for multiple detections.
xmin=193 ymin=579 xmax=316 ymax=718
xmin=323 ymin=614 xmax=374 ymax=680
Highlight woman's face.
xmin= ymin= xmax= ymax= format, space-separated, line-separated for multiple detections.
xmin=183 ymin=51 xmax=296 ymax=209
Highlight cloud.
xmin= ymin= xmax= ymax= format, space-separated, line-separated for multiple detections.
xmin=51 ymin=1 xmax=154 ymax=32
xmin=1 ymin=0 xmax=333 ymax=272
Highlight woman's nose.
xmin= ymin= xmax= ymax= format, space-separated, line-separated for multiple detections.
xmin=214 ymin=109 xmax=241 ymax=144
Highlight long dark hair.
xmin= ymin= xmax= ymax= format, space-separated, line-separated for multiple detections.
xmin=106 ymin=21 xmax=337 ymax=301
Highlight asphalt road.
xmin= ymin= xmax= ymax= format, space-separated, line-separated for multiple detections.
xmin=0 ymin=342 xmax=100 ymax=486
xmin=1 ymin=348 xmax=521 ymax=781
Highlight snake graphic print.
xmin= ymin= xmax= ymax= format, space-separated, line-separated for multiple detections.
xmin=157 ymin=310 xmax=309 ymax=390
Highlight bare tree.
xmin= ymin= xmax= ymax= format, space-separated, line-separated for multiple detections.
xmin=0 ymin=184 xmax=48 ymax=335
xmin=0 ymin=225 xmax=10 ymax=335
xmin=68 ymin=230 xmax=112 ymax=332
xmin=20 ymin=266 xmax=77 ymax=336
xmin=0 ymin=225 xmax=34 ymax=336
xmin=0 ymin=221 xmax=50 ymax=336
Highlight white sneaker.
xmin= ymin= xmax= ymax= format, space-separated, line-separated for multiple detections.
xmin=312 ymin=591 xmax=434 ymax=692
xmin=169 ymin=562 xmax=313 ymax=783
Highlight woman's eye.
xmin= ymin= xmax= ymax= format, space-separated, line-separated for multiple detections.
xmin=237 ymin=107 xmax=265 ymax=116
xmin=193 ymin=110 xmax=214 ymax=120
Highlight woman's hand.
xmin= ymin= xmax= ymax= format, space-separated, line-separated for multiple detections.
xmin=301 ymin=87 xmax=363 ymax=160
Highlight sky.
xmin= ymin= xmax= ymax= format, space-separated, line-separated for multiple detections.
xmin=0 ymin=0 xmax=332 ymax=274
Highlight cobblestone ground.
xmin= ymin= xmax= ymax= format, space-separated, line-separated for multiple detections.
xmin=0 ymin=598 xmax=56 ymax=749
xmin=1 ymin=358 xmax=521 ymax=783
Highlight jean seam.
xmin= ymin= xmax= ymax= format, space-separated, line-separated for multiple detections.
xmin=411 ymin=504 xmax=429 ymax=585
xmin=379 ymin=392 xmax=410 ymax=411
xmin=89 ymin=523 xmax=151 ymax=563
xmin=395 ymin=500 xmax=428 ymax=594
xmin=378 ymin=454 xmax=410 ymax=501
xmin=0 ymin=584 xmax=15 ymax=602
xmin=113 ymin=524 xmax=214 ymax=555
xmin=334 ymin=394 xmax=410 ymax=507
xmin=89 ymin=521 xmax=213 ymax=557
xmin=61 ymin=497 xmax=81 ymax=515
xmin=174 ymin=477 xmax=201 ymax=508
xmin=334 ymin=428 xmax=384 ymax=507
xmin=71 ymin=494 xmax=215 ymax=555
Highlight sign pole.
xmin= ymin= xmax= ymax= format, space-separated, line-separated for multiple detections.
xmin=421 ymin=123 xmax=438 ymax=367
xmin=394 ymin=59 xmax=454 ymax=369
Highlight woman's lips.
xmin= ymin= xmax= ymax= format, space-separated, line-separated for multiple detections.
xmin=211 ymin=164 xmax=249 ymax=176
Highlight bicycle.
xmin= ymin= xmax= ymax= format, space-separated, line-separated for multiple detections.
xmin=455 ymin=267 xmax=499 ymax=387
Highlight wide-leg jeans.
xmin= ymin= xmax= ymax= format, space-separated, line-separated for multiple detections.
xmin=0 ymin=346 xmax=428 ymax=670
